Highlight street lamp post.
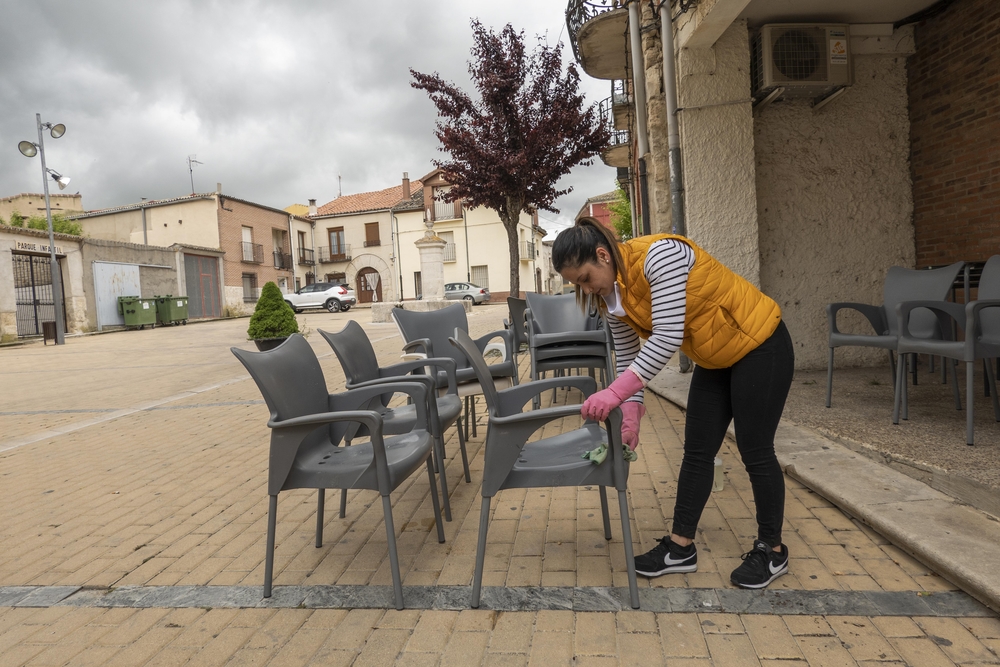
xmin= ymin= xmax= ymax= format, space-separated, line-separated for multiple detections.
xmin=18 ymin=114 xmax=69 ymax=345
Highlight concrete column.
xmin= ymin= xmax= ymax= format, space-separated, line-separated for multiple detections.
xmin=414 ymin=235 xmax=447 ymax=300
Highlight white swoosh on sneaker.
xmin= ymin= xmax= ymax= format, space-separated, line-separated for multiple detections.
xmin=664 ymin=553 xmax=692 ymax=566
xmin=768 ymin=561 xmax=786 ymax=575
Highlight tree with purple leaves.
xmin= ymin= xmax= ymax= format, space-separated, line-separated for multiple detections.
xmin=411 ymin=20 xmax=609 ymax=298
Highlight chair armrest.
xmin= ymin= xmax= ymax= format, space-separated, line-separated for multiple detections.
xmin=896 ymin=300 xmax=965 ymax=338
xmin=827 ymin=302 xmax=887 ymax=336
xmin=473 ymin=329 xmax=513 ymax=359
xmin=496 ymin=376 xmax=597 ymax=416
xmin=380 ymin=357 xmax=458 ymax=395
xmin=268 ymin=409 xmax=381 ymax=432
xmin=968 ymin=300 xmax=1000 ymax=338
xmin=491 ymin=404 xmax=584 ymax=428
xmin=330 ymin=381 xmax=430 ymax=430
xmin=402 ymin=338 xmax=433 ymax=356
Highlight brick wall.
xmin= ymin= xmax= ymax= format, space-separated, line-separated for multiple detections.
xmin=217 ymin=196 xmax=293 ymax=291
xmin=909 ymin=0 xmax=1000 ymax=267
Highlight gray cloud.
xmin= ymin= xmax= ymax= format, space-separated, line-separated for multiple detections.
xmin=1 ymin=0 xmax=619 ymax=231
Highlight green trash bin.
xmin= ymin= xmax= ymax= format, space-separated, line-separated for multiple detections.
xmin=118 ymin=296 xmax=156 ymax=329
xmin=155 ymin=295 xmax=189 ymax=325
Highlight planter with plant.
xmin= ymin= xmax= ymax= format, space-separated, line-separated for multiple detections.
xmin=247 ymin=281 xmax=299 ymax=351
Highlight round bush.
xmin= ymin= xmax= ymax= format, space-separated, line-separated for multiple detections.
xmin=247 ymin=281 xmax=299 ymax=340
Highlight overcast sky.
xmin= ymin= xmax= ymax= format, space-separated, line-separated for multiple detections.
xmin=0 ymin=0 xmax=619 ymax=235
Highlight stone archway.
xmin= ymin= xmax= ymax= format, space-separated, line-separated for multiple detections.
xmin=345 ymin=253 xmax=394 ymax=303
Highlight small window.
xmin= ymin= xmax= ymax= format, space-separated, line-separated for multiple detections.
xmin=470 ymin=266 xmax=489 ymax=290
xmin=242 ymin=273 xmax=259 ymax=302
xmin=364 ymin=222 xmax=380 ymax=247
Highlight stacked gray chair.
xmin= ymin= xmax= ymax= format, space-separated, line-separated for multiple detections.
xmin=503 ymin=296 xmax=529 ymax=377
xmin=320 ymin=321 xmax=467 ymax=521
xmin=232 ymin=334 xmax=445 ymax=609
xmin=392 ymin=303 xmax=517 ymax=439
xmin=449 ymin=328 xmax=639 ymax=610
xmin=826 ymin=261 xmax=964 ymax=408
xmin=524 ymin=292 xmax=615 ymax=408
xmin=893 ymin=255 xmax=1000 ymax=445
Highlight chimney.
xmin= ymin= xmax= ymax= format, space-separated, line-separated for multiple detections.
xmin=308 ymin=198 xmax=317 ymax=216
xmin=216 ymin=182 xmax=222 ymax=194
xmin=402 ymin=172 xmax=410 ymax=199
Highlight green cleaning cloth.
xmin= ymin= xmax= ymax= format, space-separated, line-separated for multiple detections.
xmin=582 ymin=443 xmax=638 ymax=465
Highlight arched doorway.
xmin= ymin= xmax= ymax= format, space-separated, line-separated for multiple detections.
xmin=357 ymin=267 xmax=383 ymax=303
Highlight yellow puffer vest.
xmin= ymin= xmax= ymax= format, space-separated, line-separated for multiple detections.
xmin=615 ymin=234 xmax=781 ymax=369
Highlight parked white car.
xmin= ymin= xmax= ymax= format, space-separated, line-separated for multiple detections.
xmin=285 ymin=282 xmax=356 ymax=313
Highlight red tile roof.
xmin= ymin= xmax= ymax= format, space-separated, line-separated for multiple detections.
xmin=315 ymin=181 xmax=422 ymax=217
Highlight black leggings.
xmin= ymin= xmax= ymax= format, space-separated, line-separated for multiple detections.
xmin=671 ymin=320 xmax=794 ymax=546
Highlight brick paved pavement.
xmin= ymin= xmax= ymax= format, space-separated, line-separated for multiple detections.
xmin=0 ymin=306 xmax=997 ymax=665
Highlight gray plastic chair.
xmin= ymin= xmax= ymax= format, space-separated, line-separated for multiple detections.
xmin=449 ymin=328 xmax=639 ymax=610
xmin=826 ymin=262 xmax=964 ymax=407
xmin=524 ymin=292 xmax=615 ymax=408
xmin=320 ymin=321 xmax=468 ymax=522
xmin=893 ymin=255 xmax=1000 ymax=445
xmin=503 ymin=296 xmax=529 ymax=376
xmin=392 ymin=303 xmax=517 ymax=439
xmin=231 ymin=334 xmax=444 ymax=608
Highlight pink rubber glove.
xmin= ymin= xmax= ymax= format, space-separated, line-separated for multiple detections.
xmin=581 ymin=369 xmax=644 ymax=422
xmin=621 ymin=402 xmax=646 ymax=451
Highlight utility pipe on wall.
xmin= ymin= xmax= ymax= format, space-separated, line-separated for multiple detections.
xmin=628 ymin=1 xmax=652 ymax=236
xmin=659 ymin=0 xmax=686 ymax=236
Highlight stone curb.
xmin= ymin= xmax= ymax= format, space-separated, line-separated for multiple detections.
xmin=647 ymin=368 xmax=1000 ymax=615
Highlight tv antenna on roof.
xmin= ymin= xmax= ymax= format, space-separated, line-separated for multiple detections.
xmin=187 ymin=155 xmax=203 ymax=193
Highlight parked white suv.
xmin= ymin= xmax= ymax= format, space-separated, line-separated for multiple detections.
xmin=285 ymin=282 xmax=357 ymax=313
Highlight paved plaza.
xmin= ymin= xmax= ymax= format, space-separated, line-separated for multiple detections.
xmin=0 ymin=305 xmax=998 ymax=666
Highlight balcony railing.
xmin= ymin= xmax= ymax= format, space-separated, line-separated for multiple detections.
xmin=612 ymin=79 xmax=630 ymax=105
xmin=297 ymin=247 xmax=315 ymax=265
xmin=241 ymin=242 xmax=263 ymax=264
xmin=520 ymin=241 xmax=536 ymax=261
xmin=566 ymin=0 xmax=626 ymax=63
xmin=318 ymin=245 xmax=351 ymax=263
xmin=599 ymin=96 xmax=630 ymax=148
xmin=443 ymin=243 xmax=457 ymax=262
xmin=273 ymin=251 xmax=292 ymax=270
xmin=363 ymin=240 xmax=381 ymax=248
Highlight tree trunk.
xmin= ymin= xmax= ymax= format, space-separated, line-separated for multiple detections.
xmin=503 ymin=217 xmax=520 ymax=298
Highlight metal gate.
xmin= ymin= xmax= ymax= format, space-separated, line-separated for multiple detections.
xmin=93 ymin=261 xmax=141 ymax=331
xmin=183 ymin=254 xmax=220 ymax=318
xmin=13 ymin=253 xmax=63 ymax=337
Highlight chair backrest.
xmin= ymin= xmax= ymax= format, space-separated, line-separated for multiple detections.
xmin=449 ymin=328 xmax=501 ymax=415
xmin=392 ymin=304 xmax=470 ymax=369
xmin=231 ymin=334 xmax=333 ymax=425
xmin=977 ymin=255 xmax=1000 ymax=333
xmin=506 ymin=297 xmax=528 ymax=348
xmin=319 ymin=321 xmax=381 ymax=386
xmin=884 ymin=262 xmax=963 ymax=337
xmin=524 ymin=292 xmax=599 ymax=335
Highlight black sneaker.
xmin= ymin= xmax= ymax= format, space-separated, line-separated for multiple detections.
xmin=634 ymin=537 xmax=698 ymax=577
xmin=730 ymin=540 xmax=789 ymax=589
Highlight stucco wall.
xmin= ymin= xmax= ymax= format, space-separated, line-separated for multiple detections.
xmin=677 ymin=21 xmax=760 ymax=285
xmin=755 ymin=49 xmax=915 ymax=369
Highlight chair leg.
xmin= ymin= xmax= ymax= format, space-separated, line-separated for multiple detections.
xmin=892 ymin=354 xmax=906 ymax=424
xmin=471 ymin=496 xmax=491 ymax=609
xmin=986 ymin=358 xmax=1000 ymax=422
xmin=951 ymin=358 xmax=962 ymax=411
xmin=435 ymin=434 xmax=452 ymax=522
xmin=967 ymin=361 xmax=975 ymax=446
xmin=264 ymin=495 xmax=277 ymax=598
xmin=942 ymin=355 xmax=948 ymax=384
xmin=888 ymin=350 xmax=897 ymax=388
xmin=531 ymin=359 xmax=540 ymax=410
xmin=826 ymin=347 xmax=834 ymax=408
xmin=617 ymin=490 xmax=640 ymax=610
xmin=599 ymin=487 xmax=612 ymax=541
xmin=380 ymin=495 xmax=405 ymax=610
xmin=456 ymin=421 xmax=471 ymax=484
xmin=339 ymin=489 xmax=348 ymax=519
xmin=316 ymin=489 xmax=325 ymax=548
xmin=426 ymin=459 xmax=445 ymax=543
xmin=929 ymin=355 xmax=935 ymax=374
xmin=985 ymin=359 xmax=992 ymax=398
xmin=471 ymin=396 xmax=478 ymax=438
xmin=902 ymin=357 xmax=909 ymax=421
xmin=911 ymin=353 xmax=919 ymax=386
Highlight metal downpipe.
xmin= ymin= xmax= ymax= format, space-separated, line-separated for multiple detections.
xmin=659 ymin=0 xmax=686 ymax=237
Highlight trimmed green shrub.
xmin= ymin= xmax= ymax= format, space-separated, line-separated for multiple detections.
xmin=247 ymin=281 xmax=299 ymax=340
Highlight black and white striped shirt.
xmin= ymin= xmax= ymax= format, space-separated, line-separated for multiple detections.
xmin=604 ymin=239 xmax=694 ymax=403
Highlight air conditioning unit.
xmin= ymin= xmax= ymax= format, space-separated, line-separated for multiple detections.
xmin=751 ymin=24 xmax=852 ymax=105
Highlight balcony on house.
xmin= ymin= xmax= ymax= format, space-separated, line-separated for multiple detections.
xmin=611 ymin=79 xmax=631 ymax=130
xmin=318 ymin=245 xmax=351 ymax=263
xmin=363 ymin=240 xmax=381 ymax=248
xmin=599 ymin=96 xmax=631 ymax=168
xmin=297 ymin=247 xmax=315 ymax=265
xmin=520 ymin=241 xmax=536 ymax=261
xmin=241 ymin=242 xmax=264 ymax=264
xmin=273 ymin=251 xmax=293 ymax=271
xmin=566 ymin=0 xmax=629 ymax=80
